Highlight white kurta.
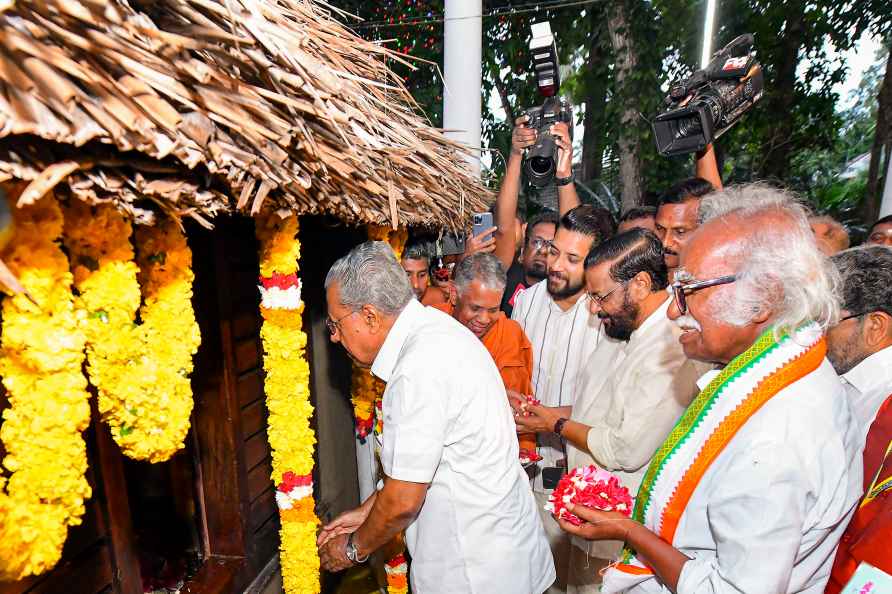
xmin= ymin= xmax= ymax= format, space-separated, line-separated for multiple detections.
xmin=567 ymin=297 xmax=706 ymax=558
xmin=511 ymin=280 xmax=603 ymax=492
xmin=623 ymin=359 xmax=863 ymax=594
xmin=841 ymin=344 xmax=892 ymax=447
xmin=372 ymin=299 xmax=555 ymax=594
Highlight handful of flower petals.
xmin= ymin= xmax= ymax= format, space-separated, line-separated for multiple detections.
xmin=545 ymin=465 xmax=633 ymax=526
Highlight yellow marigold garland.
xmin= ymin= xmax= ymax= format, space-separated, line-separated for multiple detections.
xmin=353 ymin=225 xmax=409 ymax=592
xmin=0 ymin=194 xmax=92 ymax=580
xmin=351 ymin=226 xmax=406 ymax=441
xmin=62 ymin=202 xmax=200 ymax=462
xmin=255 ymin=213 xmax=319 ymax=594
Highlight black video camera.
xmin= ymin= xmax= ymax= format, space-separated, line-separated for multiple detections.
xmin=653 ymin=34 xmax=763 ymax=157
xmin=522 ymin=22 xmax=573 ymax=187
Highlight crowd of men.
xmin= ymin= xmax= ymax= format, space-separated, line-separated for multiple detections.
xmin=316 ymin=116 xmax=892 ymax=594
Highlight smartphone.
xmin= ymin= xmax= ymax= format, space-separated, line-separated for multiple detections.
xmin=472 ymin=212 xmax=494 ymax=240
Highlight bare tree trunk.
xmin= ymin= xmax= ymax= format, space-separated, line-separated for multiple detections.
xmin=760 ymin=5 xmax=805 ymax=181
xmin=607 ymin=0 xmax=642 ymax=210
xmin=493 ymin=74 xmax=516 ymax=125
xmin=580 ymin=12 xmax=608 ymax=183
xmin=863 ymin=42 xmax=892 ymax=224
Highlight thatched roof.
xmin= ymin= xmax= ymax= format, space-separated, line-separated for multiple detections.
xmin=0 ymin=0 xmax=490 ymax=228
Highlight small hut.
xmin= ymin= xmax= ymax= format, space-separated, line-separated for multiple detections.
xmin=0 ymin=1 xmax=488 ymax=593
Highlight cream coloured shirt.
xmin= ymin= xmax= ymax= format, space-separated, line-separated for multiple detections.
xmin=373 ymin=299 xmax=555 ymax=594
xmin=511 ymin=280 xmax=603 ymax=492
xmin=567 ymin=297 xmax=705 ymax=556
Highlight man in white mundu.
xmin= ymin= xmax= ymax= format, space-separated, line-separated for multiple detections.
xmin=317 ymin=241 xmax=554 ymax=594
xmin=557 ymin=185 xmax=862 ymax=594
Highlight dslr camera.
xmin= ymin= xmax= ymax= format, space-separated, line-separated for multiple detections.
xmin=522 ymin=22 xmax=573 ymax=187
xmin=653 ymin=34 xmax=763 ymax=157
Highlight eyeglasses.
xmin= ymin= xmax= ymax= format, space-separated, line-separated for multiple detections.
xmin=529 ymin=238 xmax=551 ymax=253
xmin=838 ymin=311 xmax=866 ymax=323
xmin=587 ymin=281 xmax=626 ymax=306
xmin=671 ymin=274 xmax=737 ymax=315
xmin=325 ymin=310 xmax=358 ymax=335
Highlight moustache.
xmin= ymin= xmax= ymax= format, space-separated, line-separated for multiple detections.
xmin=664 ymin=247 xmax=678 ymax=256
xmin=674 ymin=314 xmax=702 ymax=332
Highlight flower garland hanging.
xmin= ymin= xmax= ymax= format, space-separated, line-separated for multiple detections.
xmin=256 ymin=213 xmax=319 ymax=594
xmin=350 ymin=225 xmax=406 ymax=441
xmin=384 ymin=553 xmax=410 ymax=594
xmin=358 ymin=225 xmax=411 ymax=593
xmin=0 ymin=194 xmax=92 ymax=580
xmin=62 ymin=202 xmax=200 ymax=462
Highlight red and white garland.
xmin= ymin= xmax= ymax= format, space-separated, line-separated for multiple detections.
xmin=256 ymin=214 xmax=319 ymax=594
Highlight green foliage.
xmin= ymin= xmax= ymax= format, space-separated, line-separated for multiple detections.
xmin=330 ymin=0 xmax=889 ymax=225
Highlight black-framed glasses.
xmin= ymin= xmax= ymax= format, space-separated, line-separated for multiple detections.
xmin=838 ymin=311 xmax=866 ymax=323
xmin=587 ymin=281 xmax=626 ymax=306
xmin=325 ymin=311 xmax=357 ymax=335
xmin=671 ymin=274 xmax=737 ymax=315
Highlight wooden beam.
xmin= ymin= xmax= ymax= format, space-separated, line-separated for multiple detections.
xmin=188 ymin=219 xmax=250 ymax=560
xmin=91 ymin=399 xmax=142 ymax=594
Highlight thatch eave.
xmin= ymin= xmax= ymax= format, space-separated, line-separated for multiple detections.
xmin=0 ymin=0 xmax=491 ymax=229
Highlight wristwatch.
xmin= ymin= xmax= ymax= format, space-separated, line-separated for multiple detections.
xmin=555 ymin=174 xmax=574 ymax=187
xmin=345 ymin=533 xmax=369 ymax=564
xmin=553 ymin=417 xmax=569 ymax=436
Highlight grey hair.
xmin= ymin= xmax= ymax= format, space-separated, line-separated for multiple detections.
xmin=697 ymin=183 xmax=840 ymax=335
xmin=324 ymin=241 xmax=414 ymax=316
xmin=453 ymin=253 xmax=507 ymax=296
xmin=831 ymin=245 xmax=892 ymax=317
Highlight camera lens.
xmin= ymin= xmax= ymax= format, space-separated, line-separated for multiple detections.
xmin=529 ymin=156 xmax=553 ymax=176
xmin=674 ymin=117 xmax=702 ymax=139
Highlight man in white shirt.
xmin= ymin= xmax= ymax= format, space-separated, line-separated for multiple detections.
xmin=515 ymin=229 xmax=705 ymax=592
xmin=826 ymin=245 xmax=892 ymax=445
xmin=511 ymin=204 xmax=611 ymax=592
xmin=559 ymin=184 xmax=862 ymax=594
xmin=317 ymin=241 xmax=554 ymax=594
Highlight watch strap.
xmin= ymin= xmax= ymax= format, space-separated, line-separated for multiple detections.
xmin=553 ymin=417 xmax=569 ymax=436
xmin=555 ymin=174 xmax=574 ymax=187
xmin=346 ymin=532 xmax=369 ymax=564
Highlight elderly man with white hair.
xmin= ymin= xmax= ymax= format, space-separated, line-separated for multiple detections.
xmin=316 ymin=241 xmax=555 ymax=594
xmin=558 ymin=184 xmax=862 ymax=594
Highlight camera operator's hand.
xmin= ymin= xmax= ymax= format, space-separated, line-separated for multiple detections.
xmin=511 ymin=115 xmax=537 ymax=157
xmin=550 ymin=122 xmax=573 ymax=179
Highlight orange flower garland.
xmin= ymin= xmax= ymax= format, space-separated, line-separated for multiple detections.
xmin=351 ymin=225 xmax=410 ymax=592
xmin=255 ymin=213 xmax=319 ymax=594
xmin=350 ymin=225 xmax=406 ymax=441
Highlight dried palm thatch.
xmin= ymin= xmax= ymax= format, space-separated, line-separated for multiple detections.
xmin=0 ymin=0 xmax=490 ymax=228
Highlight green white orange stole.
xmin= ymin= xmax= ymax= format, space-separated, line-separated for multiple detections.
xmin=601 ymin=324 xmax=826 ymax=593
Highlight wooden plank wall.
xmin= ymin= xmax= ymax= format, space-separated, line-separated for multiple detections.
xmin=187 ymin=216 xmax=278 ymax=590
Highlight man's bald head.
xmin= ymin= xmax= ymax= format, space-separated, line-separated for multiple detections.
xmin=809 ymin=214 xmax=850 ymax=256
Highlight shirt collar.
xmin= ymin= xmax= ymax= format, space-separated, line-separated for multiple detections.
xmin=629 ymin=294 xmax=670 ymax=344
xmin=370 ymin=298 xmax=423 ymax=383
xmin=842 ymin=344 xmax=892 ymax=395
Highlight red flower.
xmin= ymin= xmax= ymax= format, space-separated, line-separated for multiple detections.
xmin=259 ymin=273 xmax=300 ymax=290
xmin=547 ymin=465 xmax=632 ymax=525
xmin=277 ymin=471 xmax=312 ymax=493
